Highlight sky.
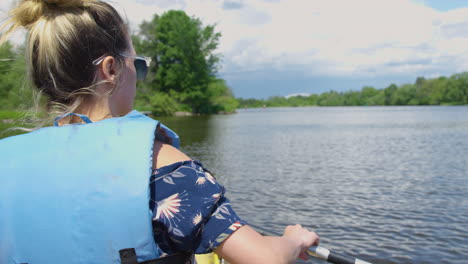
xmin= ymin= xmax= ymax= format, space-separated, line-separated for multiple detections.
xmin=1 ymin=0 xmax=468 ymax=99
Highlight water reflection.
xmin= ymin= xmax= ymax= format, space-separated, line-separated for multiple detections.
xmin=155 ymin=115 xmax=213 ymax=145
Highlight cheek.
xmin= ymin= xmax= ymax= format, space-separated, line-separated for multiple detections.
xmin=110 ymin=86 xmax=134 ymax=115
xmin=120 ymin=64 xmax=137 ymax=96
xmin=119 ymin=76 xmax=136 ymax=104
xmin=111 ymin=70 xmax=137 ymax=115
xmin=128 ymin=62 xmax=137 ymax=82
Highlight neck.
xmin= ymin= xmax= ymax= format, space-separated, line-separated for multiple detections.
xmin=68 ymin=95 xmax=113 ymax=124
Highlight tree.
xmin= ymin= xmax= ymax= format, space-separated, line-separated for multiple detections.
xmin=206 ymin=79 xmax=239 ymax=113
xmin=367 ymin=90 xmax=385 ymax=105
xmin=383 ymin=84 xmax=398 ymax=105
xmin=391 ymin=84 xmax=416 ymax=105
xmin=343 ymin=90 xmax=362 ymax=106
xmin=133 ymin=10 xmax=222 ymax=114
xmin=429 ymin=77 xmax=447 ymax=105
xmin=450 ymin=72 xmax=468 ymax=104
xmin=361 ymin=86 xmax=378 ymax=103
xmin=318 ymin=91 xmax=344 ymax=106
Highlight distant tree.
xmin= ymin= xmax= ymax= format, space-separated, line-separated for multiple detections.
xmin=287 ymin=95 xmax=312 ymax=107
xmin=383 ymin=84 xmax=398 ymax=105
xmin=266 ymin=96 xmax=289 ymax=107
xmin=361 ymin=86 xmax=378 ymax=104
xmin=428 ymin=77 xmax=447 ymax=105
xmin=343 ymin=90 xmax=361 ymax=106
xmin=237 ymin=98 xmax=265 ymax=108
xmin=318 ymin=91 xmax=344 ymax=106
xmin=442 ymin=78 xmax=463 ymax=104
xmin=367 ymin=90 xmax=385 ymax=105
xmin=414 ymin=77 xmax=431 ymax=105
xmin=307 ymin=94 xmax=319 ymax=105
xmin=450 ymin=72 xmax=468 ymax=104
xmin=391 ymin=84 xmax=415 ymax=105
xmin=133 ymin=10 xmax=223 ymax=114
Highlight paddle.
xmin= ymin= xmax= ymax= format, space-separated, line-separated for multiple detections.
xmin=248 ymin=223 xmax=374 ymax=264
xmin=307 ymin=246 xmax=373 ymax=264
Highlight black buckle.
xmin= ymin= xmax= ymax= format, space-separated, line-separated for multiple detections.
xmin=120 ymin=248 xmax=192 ymax=264
xmin=120 ymin=248 xmax=138 ymax=264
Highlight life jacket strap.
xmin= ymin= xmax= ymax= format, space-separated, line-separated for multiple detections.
xmin=53 ymin=112 xmax=93 ymax=126
xmin=120 ymin=248 xmax=192 ymax=264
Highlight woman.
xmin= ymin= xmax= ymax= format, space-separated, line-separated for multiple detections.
xmin=0 ymin=1 xmax=319 ymax=263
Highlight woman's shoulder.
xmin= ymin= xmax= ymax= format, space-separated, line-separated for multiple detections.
xmin=151 ymin=158 xmax=218 ymax=191
xmin=151 ymin=141 xmax=218 ymax=191
xmin=153 ymin=140 xmax=191 ymax=170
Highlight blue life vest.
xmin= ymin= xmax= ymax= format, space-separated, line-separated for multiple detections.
xmin=0 ymin=110 xmax=180 ymax=264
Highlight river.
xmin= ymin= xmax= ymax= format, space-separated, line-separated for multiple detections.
xmin=157 ymin=106 xmax=468 ymax=264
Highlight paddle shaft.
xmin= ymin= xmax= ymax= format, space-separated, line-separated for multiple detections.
xmin=248 ymin=223 xmax=374 ymax=264
xmin=307 ymin=246 xmax=373 ymax=264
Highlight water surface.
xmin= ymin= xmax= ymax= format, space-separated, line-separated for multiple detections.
xmin=158 ymin=106 xmax=468 ymax=264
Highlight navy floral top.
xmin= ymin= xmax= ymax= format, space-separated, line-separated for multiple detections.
xmin=150 ymin=160 xmax=246 ymax=255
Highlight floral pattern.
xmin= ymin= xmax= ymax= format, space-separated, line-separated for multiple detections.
xmin=155 ymin=193 xmax=182 ymax=220
xmin=150 ymin=160 xmax=246 ymax=255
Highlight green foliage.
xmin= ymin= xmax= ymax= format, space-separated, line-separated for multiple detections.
xmin=206 ymin=79 xmax=239 ymax=113
xmin=238 ymin=98 xmax=266 ymax=108
xmin=133 ymin=10 xmax=233 ymax=115
xmin=238 ymin=72 xmax=468 ymax=108
xmin=0 ymin=43 xmax=34 ymax=111
xmin=266 ymin=96 xmax=289 ymax=107
xmin=147 ymin=92 xmax=180 ymax=116
xmin=317 ymin=91 xmax=345 ymax=106
xmin=0 ymin=110 xmax=27 ymax=120
xmin=0 ymin=110 xmax=36 ymax=140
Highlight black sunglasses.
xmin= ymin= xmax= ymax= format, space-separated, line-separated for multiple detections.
xmin=119 ymin=53 xmax=152 ymax=81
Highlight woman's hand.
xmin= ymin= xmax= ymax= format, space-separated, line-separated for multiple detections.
xmin=283 ymin=224 xmax=320 ymax=261
xmin=215 ymin=224 xmax=320 ymax=264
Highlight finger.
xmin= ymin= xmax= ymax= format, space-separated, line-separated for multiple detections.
xmin=314 ymin=238 xmax=320 ymax=246
xmin=313 ymin=234 xmax=320 ymax=246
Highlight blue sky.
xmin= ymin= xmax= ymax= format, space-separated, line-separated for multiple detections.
xmin=2 ymin=0 xmax=468 ymax=99
xmin=420 ymin=0 xmax=468 ymax=11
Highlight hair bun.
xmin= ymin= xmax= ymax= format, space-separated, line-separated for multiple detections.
xmin=7 ymin=0 xmax=95 ymax=28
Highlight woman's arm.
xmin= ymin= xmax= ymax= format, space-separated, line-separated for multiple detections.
xmin=215 ymin=224 xmax=319 ymax=264
xmin=152 ymin=141 xmax=320 ymax=263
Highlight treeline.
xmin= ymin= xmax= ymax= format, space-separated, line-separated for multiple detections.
xmin=0 ymin=10 xmax=238 ymax=116
xmin=238 ymin=73 xmax=468 ymax=108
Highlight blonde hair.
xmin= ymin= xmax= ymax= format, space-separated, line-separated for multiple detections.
xmin=0 ymin=0 xmax=129 ymax=122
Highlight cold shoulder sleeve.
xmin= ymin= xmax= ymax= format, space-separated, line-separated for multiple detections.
xmin=150 ymin=160 xmax=246 ymax=255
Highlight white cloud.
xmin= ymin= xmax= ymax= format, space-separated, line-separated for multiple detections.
xmin=2 ymin=0 xmax=468 ymax=79
xmin=217 ymin=0 xmax=440 ymax=76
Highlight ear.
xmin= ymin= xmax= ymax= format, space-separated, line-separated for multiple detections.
xmin=97 ymin=56 xmax=118 ymax=83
